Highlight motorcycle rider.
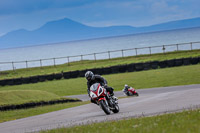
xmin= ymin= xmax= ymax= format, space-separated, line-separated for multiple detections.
xmin=123 ymin=84 xmax=130 ymax=95
xmin=85 ymin=71 xmax=117 ymax=104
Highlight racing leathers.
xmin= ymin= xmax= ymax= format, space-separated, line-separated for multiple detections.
xmin=123 ymin=85 xmax=130 ymax=95
xmin=87 ymin=75 xmax=114 ymax=104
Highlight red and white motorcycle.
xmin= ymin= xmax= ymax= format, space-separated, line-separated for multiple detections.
xmin=89 ymin=83 xmax=119 ymax=115
xmin=122 ymin=85 xmax=139 ymax=96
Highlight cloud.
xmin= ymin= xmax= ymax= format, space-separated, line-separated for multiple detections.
xmin=146 ymin=0 xmax=200 ymax=25
xmin=0 ymin=0 xmax=200 ymax=35
xmin=0 ymin=0 xmax=95 ymax=15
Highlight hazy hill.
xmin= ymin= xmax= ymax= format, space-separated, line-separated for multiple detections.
xmin=0 ymin=17 xmax=200 ymax=49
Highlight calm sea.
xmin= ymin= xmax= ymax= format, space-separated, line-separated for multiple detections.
xmin=0 ymin=27 xmax=200 ymax=71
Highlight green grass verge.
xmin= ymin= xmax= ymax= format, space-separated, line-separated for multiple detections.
xmin=1 ymin=49 xmax=200 ymax=80
xmin=1 ymin=64 xmax=200 ymax=97
xmin=0 ymin=64 xmax=199 ymax=123
xmin=0 ymin=101 xmax=89 ymax=123
xmin=40 ymin=109 xmax=200 ymax=133
xmin=0 ymin=90 xmax=62 ymax=106
xmin=0 ymin=50 xmax=199 ymax=124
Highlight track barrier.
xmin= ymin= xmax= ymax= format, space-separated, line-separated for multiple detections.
xmin=0 ymin=99 xmax=81 ymax=111
xmin=0 ymin=57 xmax=200 ymax=86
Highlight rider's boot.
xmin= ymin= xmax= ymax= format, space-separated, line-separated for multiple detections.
xmin=112 ymin=96 xmax=118 ymax=101
xmin=110 ymin=93 xmax=118 ymax=100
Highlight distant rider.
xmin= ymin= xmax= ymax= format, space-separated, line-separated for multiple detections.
xmin=85 ymin=71 xmax=117 ymax=104
xmin=123 ymin=84 xmax=130 ymax=95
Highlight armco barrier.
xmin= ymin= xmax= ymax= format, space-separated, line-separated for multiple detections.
xmin=135 ymin=63 xmax=144 ymax=71
xmin=0 ymin=80 xmax=5 ymax=86
xmin=103 ymin=67 xmax=112 ymax=75
xmin=22 ymin=77 xmax=30 ymax=84
xmin=174 ymin=59 xmax=183 ymax=66
xmin=0 ymin=99 xmax=81 ymax=111
xmin=63 ymin=72 xmax=71 ymax=79
xmin=150 ymin=61 xmax=159 ymax=69
xmin=29 ymin=76 xmax=39 ymax=83
xmin=1 ymin=79 xmax=7 ymax=86
xmin=159 ymin=61 xmax=167 ymax=68
xmin=89 ymin=68 xmax=98 ymax=75
xmin=119 ymin=65 xmax=127 ymax=73
xmin=54 ymin=73 xmax=63 ymax=80
xmin=38 ymin=75 xmax=46 ymax=82
xmin=183 ymin=58 xmax=191 ymax=65
xmin=198 ymin=57 xmax=200 ymax=63
xmin=5 ymin=79 xmax=14 ymax=86
xmin=110 ymin=65 xmax=120 ymax=74
xmin=127 ymin=63 xmax=135 ymax=72
xmin=143 ymin=62 xmax=151 ymax=70
xmin=70 ymin=71 xmax=80 ymax=78
xmin=79 ymin=69 xmax=88 ymax=77
xmin=166 ymin=59 xmax=175 ymax=67
xmin=46 ymin=74 xmax=55 ymax=81
xmin=97 ymin=68 xmax=105 ymax=75
xmin=191 ymin=57 xmax=199 ymax=64
xmin=13 ymin=78 xmax=22 ymax=85
xmin=0 ymin=57 xmax=199 ymax=86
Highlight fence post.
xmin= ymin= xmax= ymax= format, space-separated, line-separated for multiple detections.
xmin=176 ymin=44 xmax=179 ymax=51
xmin=108 ymin=51 xmax=110 ymax=59
xmin=135 ymin=48 xmax=138 ymax=56
xmin=94 ymin=53 xmax=96 ymax=61
xmin=149 ymin=47 xmax=151 ymax=55
xmin=40 ymin=59 xmax=42 ymax=67
xmin=53 ymin=58 xmax=56 ymax=67
xmin=67 ymin=57 xmax=70 ymax=66
xmin=26 ymin=61 xmax=28 ymax=68
xmin=162 ymin=45 xmax=165 ymax=53
xmin=2 ymin=41 xmax=199 ymax=71
xmin=81 ymin=55 xmax=83 ymax=61
xmin=12 ymin=62 xmax=15 ymax=71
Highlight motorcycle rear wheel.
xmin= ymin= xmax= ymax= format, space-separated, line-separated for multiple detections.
xmin=100 ymin=100 xmax=111 ymax=115
xmin=134 ymin=92 xmax=139 ymax=96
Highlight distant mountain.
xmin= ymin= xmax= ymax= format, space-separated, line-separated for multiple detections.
xmin=0 ymin=17 xmax=200 ymax=49
xmin=135 ymin=17 xmax=200 ymax=33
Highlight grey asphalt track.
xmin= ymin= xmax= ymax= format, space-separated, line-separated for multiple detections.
xmin=0 ymin=84 xmax=200 ymax=133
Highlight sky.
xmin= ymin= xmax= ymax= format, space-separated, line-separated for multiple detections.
xmin=0 ymin=0 xmax=200 ymax=36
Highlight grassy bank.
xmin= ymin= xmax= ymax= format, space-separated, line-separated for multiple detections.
xmin=41 ymin=109 xmax=200 ymax=133
xmin=0 ymin=101 xmax=89 ymax=123
xmin=0 ymin=90 xmax=63 ymax=106
xmin=0 ymin=50 xmax=199 ymax=123
xmin=0 ymin=64 xmax=199 ymax=122
xmin=1 ymin=49 xmax=200 ymax=80
xmin=1 ymin=64 xmax=200 ymax=97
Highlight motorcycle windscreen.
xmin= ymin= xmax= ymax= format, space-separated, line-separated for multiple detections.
xmin=90 ymin=83 xmax=100 ymax=91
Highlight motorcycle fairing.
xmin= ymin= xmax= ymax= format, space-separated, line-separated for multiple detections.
xmin=90 ymin=83 xmax=105 ymax=99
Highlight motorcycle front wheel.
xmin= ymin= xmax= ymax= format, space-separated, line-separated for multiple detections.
xmin=100 ymin=100 xmax=111 ymax=115
xmin=112 ymin=104 xmax=119 ymax=113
